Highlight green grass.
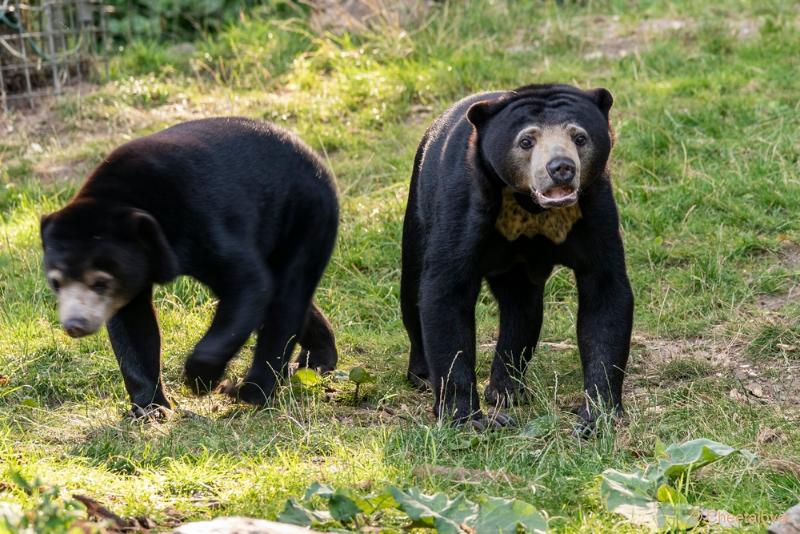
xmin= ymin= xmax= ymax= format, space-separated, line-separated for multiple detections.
xmin=1 ymin=0 xmax=799 ymax=531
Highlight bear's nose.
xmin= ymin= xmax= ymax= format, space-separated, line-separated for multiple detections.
xmin=546 ymin=157 xmax=576 ymax=184
xmin=64 ymin=318 xmax=90 ymax=338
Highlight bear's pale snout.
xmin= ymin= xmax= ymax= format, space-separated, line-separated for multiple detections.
xmin=63 ymin=317 xmax=92 ymax=338
xmin=55 ymin=276 xmax=124 ymax=338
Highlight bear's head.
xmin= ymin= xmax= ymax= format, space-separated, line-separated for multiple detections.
xmin=40 ymin=201 xmax=178 ymax=338
xmin=467 ymin=84 xmax=613 ymax=209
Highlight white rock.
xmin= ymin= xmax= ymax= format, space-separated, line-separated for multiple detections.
xmin=768 ymin=503 xmax=800 ymax=534
xmin=173 ymin=517 xmax=323 ymax=534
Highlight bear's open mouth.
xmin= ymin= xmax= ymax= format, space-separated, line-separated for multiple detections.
xmin=534 ymin=186 xmax=578 ymax=208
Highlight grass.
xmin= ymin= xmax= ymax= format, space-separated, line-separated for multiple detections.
xmin=1 ymin=0 xmax=799 ymax=531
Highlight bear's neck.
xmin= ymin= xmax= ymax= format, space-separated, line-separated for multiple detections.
xmin=495 ymin=187 xmax=582 ymax=244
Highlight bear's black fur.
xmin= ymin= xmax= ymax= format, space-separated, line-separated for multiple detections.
xmin=40 ymin=117 xmax=339 ymax=416
xmin=401 ymin=84 xmax=633 ymax=430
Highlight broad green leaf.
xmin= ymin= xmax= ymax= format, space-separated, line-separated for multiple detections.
xmin=302 ymin=483 xmax=380 ymax=521
xmin=329 ymin=490 xmax=364 ymax=522
xmin=611 ymin=501 xmax=697 ymax=531
xmin=278 ymin=498 xmax=333 ymax=527
xmin=349 ymin=367 xmax=376 ymax=385
xmin=654 ymin=438 xmax=667 ymax=459
xmin=287 ymin=484 xmax=548 ymax=533
xmin=291 ymin=368 xmax=322 ymax=388
xmin=340 ymin=488 xmax=399 ymax=515
xmin=362 ymin=489 xmax=399 ymax=513
xmin=389 ymin=486 xmax=477 ymax=534
xmin=303 ymin=481 xmax=335 ymax=501
xmin=600 ymin=468 xmax=658 ymax=512
xmin=600 ymin=469 xmax=699 ymax=531
xmin=520 ymin=415 xmax=558 ymax=438
xmin=474 ymin=496 xmax=548 ymax=534
xmin=600 ymin=469 xmax=686 ymax=530
xmin=657 ymin=503 xmax=699 ymax=531
xmin=658 ymin=439 xmax=755 ymax=479
xmin=600 ymin=438 xmax=754 ymax=531
xmin=656 ymin=484 xmax=687 ymax=505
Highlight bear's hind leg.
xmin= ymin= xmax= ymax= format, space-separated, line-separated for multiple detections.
xmin=107 ymin=286 xmax=170 ymax=418
xmin=184 ymin=258 xmax=272 ymax=395
xmin=235 ymin=292 xmax=313 ymax=406
xmin=296 ymin=302 xmax=338 ymax=373
xmin=485 ymin=265 xmax=546 ymax=408
xmin=234 ymin=244 xmax=329 ymax=406
xmin=401 ymin=210 xmax=429 ymax=390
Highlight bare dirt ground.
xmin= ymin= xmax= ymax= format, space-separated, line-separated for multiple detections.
xmin=307 ymin=0 xmax=435 ymax=34
xmin=583 ymin=16 xmax=764 ymax=60
xmin=629 ymin=244 xmax=800 ymax=420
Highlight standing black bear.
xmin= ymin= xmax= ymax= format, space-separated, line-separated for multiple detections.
xmin=401 ymin=84 xmax=633 ymax=430
xmin=40 ymin=117 xmax=339 ymax=417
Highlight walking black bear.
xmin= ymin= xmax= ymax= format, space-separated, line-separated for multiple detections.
xmin=40 ymin=117 xmax=339 ymax=417
xmin=400 ymin=84 xmax=633 ymax=431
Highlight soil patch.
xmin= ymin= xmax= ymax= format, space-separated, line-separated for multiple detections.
xmin=756 ymin=242 xmax=800 ymax=312
xmin=308 ymin=0 xmax=434 ymax=34
xmin=630 ymin=331 xmax=799 ymax=418
xmin=583 ymin=16 xmax=764 ymax=60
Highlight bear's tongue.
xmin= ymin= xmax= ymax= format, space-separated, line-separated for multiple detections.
xmin=542 ymin=185 xmax=575 ymax=199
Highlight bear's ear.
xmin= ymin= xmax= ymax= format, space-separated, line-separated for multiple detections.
xmin=466 ymin=98 xmax=506 ymax=129
xmin=588 ymin=87 xmax=613 ymax=120
xmin=39 ymin=213 xmax=53 ymax=244
xmin=127 ymin=210 xmax=179 ymax=283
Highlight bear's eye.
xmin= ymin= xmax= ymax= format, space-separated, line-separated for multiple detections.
xmin=518 ymin=137 xmax=534 ymax=149
xmin=49 ymin=278 xmax=61 ymax=292
xmin=91 ymin=280 xmax=110 ymax=294
xmin=573 ymin=134 xmax=588 ymax=146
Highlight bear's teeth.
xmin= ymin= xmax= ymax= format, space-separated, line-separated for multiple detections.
xmin=543 ymin=186 xmax=574 ymax=199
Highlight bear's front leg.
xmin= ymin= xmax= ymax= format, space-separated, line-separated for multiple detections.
xmin=484 ymin=264 xmax=548 ymax=407
xmin=184 ymin=262 xmax=272 ymax=394
xmin=107 ymin=287 xmax=171 ymax=418
xmin=574 ymin=266 xmax=633 ymax=433
xmin=419 ymin=269 xmax=514 ymax=430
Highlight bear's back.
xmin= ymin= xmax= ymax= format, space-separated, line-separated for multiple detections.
xmin=78 ymin=117 xmax=335 ymax=211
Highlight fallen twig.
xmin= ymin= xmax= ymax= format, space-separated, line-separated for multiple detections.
xmin=73 ymin=494 xmax=155 ymax=532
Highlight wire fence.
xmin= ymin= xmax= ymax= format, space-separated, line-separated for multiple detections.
xmin=0 ymin=0 xmax=109 ymax=112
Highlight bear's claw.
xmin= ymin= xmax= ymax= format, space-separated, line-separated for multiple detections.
xmin=407 ymin=371 xmax=432 ymax=391
xmin=218 ymin=378 xmax=273 ymax=407
xmin=183 ymin=353 xmax=226 ymax=395
xmin=469 ymin=411 xmax=516 ymax=432
xmin=129 ymin=403 xmax=173 ymax=420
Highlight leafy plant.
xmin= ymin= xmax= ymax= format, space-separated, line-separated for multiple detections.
xmin=0 ymin=472 xmax=84 ymax=533
xmin=290 ymin=368 xmax=323 ymax=389
xmin=520 ymin=414 xmax=559 ymax=439
xmin=348 ymin=367 xmax=376 ymax=403
xmin=105 ymin=0 xmax=304 ymax=42
xmin=599 ymin=439 xmax=756 ymax=531
xmin=278 ymin=482 xmax=547 ymax=533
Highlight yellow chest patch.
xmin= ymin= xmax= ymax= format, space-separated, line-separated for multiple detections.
xmin=495 ymin=188 xmax=582 ymax=244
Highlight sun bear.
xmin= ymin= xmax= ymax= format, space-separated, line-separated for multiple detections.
xmin=40 ymin=117 xmax=339 ymax=417
xmin=400 ymin=84 xmax=633 ymax=432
